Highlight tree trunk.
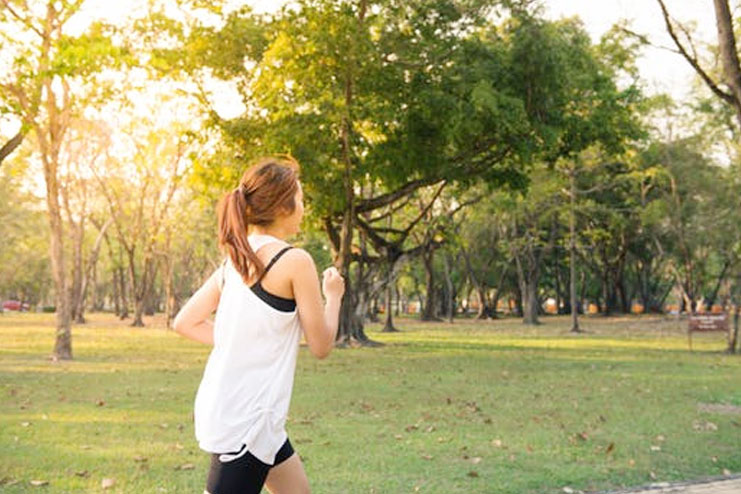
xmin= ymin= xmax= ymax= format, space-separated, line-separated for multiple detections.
xmin=730 ymin=302 xmax=739 ymax=354
xmin=713 ymin=0 xmax=741 ymax=129
xmin=69 ymin=219 xmax=84 ymax=323
xmin=522 ymin=275 xmax=540 ymax=325
xmin=706 ymin=259 xmax=731 ymax=307
xmin=382 ymin=281 xmax=398 ymax=332
xmin=74 ymin=218 xmax=110 ymax=323
xmin=514 ymin=252 xmax=540 ymax=325
xmin=118 ymin=263 xmax=129 ymax=319
xmin=420 ymin=247 xmax=440 ymax=321
xmin=569 ymin=170 xmax=582 ymax=332
xmin=44 ymin=157 xmax=72 ymax=359
xmin=442 ymin=253 xmax=455 ymax=323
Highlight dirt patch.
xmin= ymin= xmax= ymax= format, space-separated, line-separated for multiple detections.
xmin=697 ymin=403 xmax=741 ymax=415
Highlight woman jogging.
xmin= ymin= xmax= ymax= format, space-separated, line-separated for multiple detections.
xmin=173 ymin=156 xmax=345 ymax=494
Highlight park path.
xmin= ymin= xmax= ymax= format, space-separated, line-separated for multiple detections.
xmin=599 ymin=475 xmax=741 ymax=494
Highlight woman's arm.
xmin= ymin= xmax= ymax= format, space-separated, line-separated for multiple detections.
xmin=172 ymin=270 xmax=221 ymax=345
xmin=290 ymin=249 xmax=344 ymax=359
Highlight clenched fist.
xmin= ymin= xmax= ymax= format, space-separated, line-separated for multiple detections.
xmin=322 ymin=267 xmax=345 ymax=300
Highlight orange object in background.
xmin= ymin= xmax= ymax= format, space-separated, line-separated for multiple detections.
xmin=631 ymin=303 xmax=644 ymax=314
xmin=588 ymin=303 xmax=599 ymax=314
xmin=711 ymin=305 xmax=724 ymax=313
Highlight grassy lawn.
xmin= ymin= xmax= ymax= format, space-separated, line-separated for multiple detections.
xmin=1 ymin=312 xmax=739 ymax=493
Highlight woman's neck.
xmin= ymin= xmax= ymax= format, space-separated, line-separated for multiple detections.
xmin=250 ymin=225 xmax=289 ymax=240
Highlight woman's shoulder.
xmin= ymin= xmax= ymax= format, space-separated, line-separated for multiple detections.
xmin=281 ymin=246 xmax=315 ymax=267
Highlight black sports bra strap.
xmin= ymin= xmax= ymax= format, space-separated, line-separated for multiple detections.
xmin=257 ymin=246 xmax=294 ymax=282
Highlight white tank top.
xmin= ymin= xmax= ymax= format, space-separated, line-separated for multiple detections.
xmin=194 ymin=234 xmax=302 ymax=464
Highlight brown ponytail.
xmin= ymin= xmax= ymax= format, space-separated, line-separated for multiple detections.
xmin=217 ymin=156 xmax=300 ymax=285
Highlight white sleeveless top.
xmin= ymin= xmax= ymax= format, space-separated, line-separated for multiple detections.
xmin=194 ymin=234 xmax=302 ymax=464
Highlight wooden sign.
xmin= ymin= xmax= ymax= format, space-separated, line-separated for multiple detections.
xmin=688 ymin=313 xmax=729 ymax=332
xmin=688 ymin=313 xmax=730 ymax=351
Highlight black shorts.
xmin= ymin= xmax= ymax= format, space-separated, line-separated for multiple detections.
xmin=206 ymin=438 xmax=295 ymax=494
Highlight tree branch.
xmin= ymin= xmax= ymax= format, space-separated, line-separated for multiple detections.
xmin=655 ymin=0 xmax=735 ymax=105
xmin=0 ymin=130 xmax=24 ymax=165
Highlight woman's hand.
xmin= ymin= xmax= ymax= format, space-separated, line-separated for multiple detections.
xmin=322 ymin=267 xmax=345 ymax=300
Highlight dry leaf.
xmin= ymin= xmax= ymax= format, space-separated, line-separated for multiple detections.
xmin=470 ymin=457 xmax=482 ymax=464
xmin=723 ymin=468 xmax=731 ymax=476
xmin=30 ymin=480 xmax=49 ymax=487
xmin=605 ymin=443 xmax=615 ymax=454
xmin=101 ymin=478 xmax=115 ymax=489
xmin=74 ymin=471 xmax=89 ymax=478
xmin=467 ymin=471 xmax=479 ymax=478
xmin=421 ymin=454 xmax=433 ymax=460
xmin=178 ymin=464 xmax=195 ymax=471
xmin=96 ymin=400 xmax=105 ymax=407
xmin=649 ymin=471 xmax=657 ymax=480
xmin=21 ymin=422 xmax=30 ymax=427
xmin=492 ymin=439 xmax=503 ymax=448
xmin=650 ymin=445 xmax=661 ymax=452
xmin=134 ymin=456 xmax=148 ymax=462
xmin=563 ymin=488 xmax=575 ymax=494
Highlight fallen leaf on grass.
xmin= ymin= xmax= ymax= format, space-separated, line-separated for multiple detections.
xmin=101 ymin=478 xmax=115 ymax=489
xmin=96 ymin=400 xmax=105 ymax=407
xmin=176 ymin=464 xmax=195 ymax=471
xmin=30 ymin=480 xmax=49 ymax=487
xmin=605 ymin=443 xmax=615 ymax=454
xmin=467 ymin=471 xmax=479 ymax=478
xmin=692 ymin=420 xmax=718 ymax=431
xmin=421 ymin=454 xmax=433 ymax=460
xmin=723 ymin=469 xmax=731 ymax=476
xmin=469 ymin=457 xmax=482 ymax=464
xmin=650 ymin=445 xmax=661 ymax=452
xmin=491 ymin=439 xmax=504 ymax=448
xmin=21 ymin=422 xmax=31 ymax=427
xmin=134 ymin=456 xmax=148 ymax=462
xmin=563 ymin=488 xmax=575 ymax=494
xmin=74 ymin=471 xmax=89 ymax=478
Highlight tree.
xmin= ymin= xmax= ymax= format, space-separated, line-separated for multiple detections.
xmin=92 ymin=122 xmax=191 ymax=327
xmin=182 ymin=0 xmax=532 ymax=341
xmin=0 ymin=0 xmax=127 ymax=358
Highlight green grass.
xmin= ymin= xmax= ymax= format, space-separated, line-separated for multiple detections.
xmin=1 ymin=312 xmax=739 ymax=493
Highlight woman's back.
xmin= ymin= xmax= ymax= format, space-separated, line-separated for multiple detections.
xmin=195 ymin=234 xmax=302 ymax=465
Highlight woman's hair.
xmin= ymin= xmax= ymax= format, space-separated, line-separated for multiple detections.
xmin=217 ymin=156 xmax=300 ymax=285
